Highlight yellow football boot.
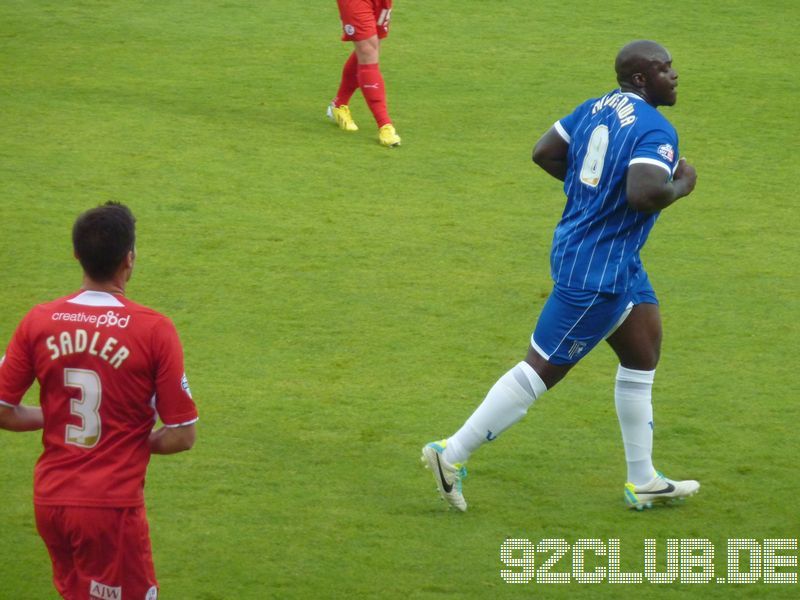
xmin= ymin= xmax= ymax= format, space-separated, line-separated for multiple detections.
xmin=378 ymin=123 xmax=401 ymax=147
xmin=326 ymin=103 xmax=358 ymax=132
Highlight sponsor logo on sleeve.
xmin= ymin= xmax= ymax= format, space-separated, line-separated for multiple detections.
xmin=657 ymin=144 xmax=675 ymax=162
xmin=181 ymin=373 xmax=192 ymax=398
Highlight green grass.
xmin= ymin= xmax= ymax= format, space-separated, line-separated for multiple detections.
xmin=1 ymin=1 xmax=799 ymax=598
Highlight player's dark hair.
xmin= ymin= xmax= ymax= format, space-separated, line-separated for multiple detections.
xmin=72 ymin=202 xmax=136 ymax=282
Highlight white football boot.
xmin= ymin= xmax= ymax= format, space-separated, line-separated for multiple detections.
xmin=624 ymin=471 xmax=700 ymax=510
xmin=421 ymin=440 xmax=467 ymax=512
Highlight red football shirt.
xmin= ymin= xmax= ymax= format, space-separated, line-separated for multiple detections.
xmin=0 ymin=290 xmax=198 ymax=508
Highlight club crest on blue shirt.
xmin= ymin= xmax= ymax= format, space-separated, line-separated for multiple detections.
xmin=657 ymin=144 xmax=675 ymax=162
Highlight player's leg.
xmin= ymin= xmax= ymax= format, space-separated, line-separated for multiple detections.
xmin=439 ymin=288 xmax=609 ymax=465
xmin=35 ymin=505 xmax=80 ymax=599
xmin=57 ymin=506 xmax=159 ymax=599
xmin=605 ymin=301 xmax=661 ymax=371
xmin=421 ymin=357 xmax=551 ymax=512
xmin=328 ymin=51 xmax=360 ymax=131
xmin=353 ymin=36 xmax=400 ymax=146
xmin=425 ymin=355 xmax=559 ymax=498
xmin=524 ymin=345 xmax=574 ymax=389
xmin=422 ymin=286 xmax=611 ymax=510
xmin=606 ymin=302 xmax=661 ymax=486
xmin=334 ymin=51 xmax=360 ymax=108
xmin=606 ymin=301 xmax=699 ymax=508
xmin=353 ymin=32 xmax=380 ymax=64
xmin=353 ymin=36 xmax=386 ymax=128
xmin=439 ymin=352 xmax=572 ymax=465
xmin=120 ymin=507 xmax=159 ymax=599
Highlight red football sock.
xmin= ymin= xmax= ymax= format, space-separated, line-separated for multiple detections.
xmin=333 ymin=52 xmax=359 ymax=107
xmin=357 ymin=63 xmax=391 ymax=128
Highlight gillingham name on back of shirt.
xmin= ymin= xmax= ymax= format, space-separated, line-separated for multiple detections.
xmin=591 ymin=92 xmax=637 ymax=127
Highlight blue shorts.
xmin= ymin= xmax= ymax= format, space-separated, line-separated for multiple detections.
xmin=531 ymin=273 xmax=658 ymax=365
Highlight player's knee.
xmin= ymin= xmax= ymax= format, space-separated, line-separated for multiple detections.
xmin=621 ymin=351 xmax=659 ymax=371
xmin=647 ymin=339 xmax=662 ymax=369
xmin=354 ymin=37 xmax=379 ymax=63
xmin=524 ymin=348 xmax=571 ymax=389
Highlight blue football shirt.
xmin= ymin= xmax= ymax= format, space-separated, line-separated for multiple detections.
xmin=549 ymin=89 xmax=680 ymax=294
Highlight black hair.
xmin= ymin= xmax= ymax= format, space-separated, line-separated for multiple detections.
xmin=72 ymin=202 xmax=136 ymax=282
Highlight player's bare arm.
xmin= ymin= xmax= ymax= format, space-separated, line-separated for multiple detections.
xmin=532 ymin=127 xmax=569 ymax=182
xmin=0 ymin=403 xmax=43 ymax=431
xmin=149 ymin=423 xmax=196 ymax=455
xmin=626 ymin=157 xmax=697 ymax=213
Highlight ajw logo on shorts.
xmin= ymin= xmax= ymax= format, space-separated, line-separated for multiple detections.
xmin=89 ymin=580 xmax=122 ymax=599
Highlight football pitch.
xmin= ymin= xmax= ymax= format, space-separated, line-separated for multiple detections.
xmin=1 ymin=1 xmax=798 ymax=597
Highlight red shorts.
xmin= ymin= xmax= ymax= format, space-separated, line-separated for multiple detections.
xmin=337 ymin=0 xmax=392 ymax=41
xmin=35 ymin=505 xmax=159 ymax=600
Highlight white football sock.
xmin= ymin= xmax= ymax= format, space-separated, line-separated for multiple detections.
xmin=615 ymin=365 xmax=656 ymax=486
xmin=443 ymin=362 xmax=547 ymax=464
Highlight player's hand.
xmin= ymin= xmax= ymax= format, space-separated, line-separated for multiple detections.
xmin=673 ymin=157 xmax=697 ymax=198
